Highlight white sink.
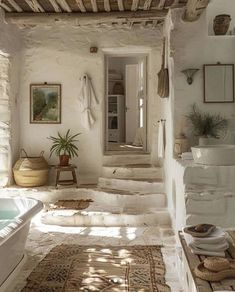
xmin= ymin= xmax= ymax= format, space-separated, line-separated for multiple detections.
xmin=191 ymin=145 xmax=235 ymax=166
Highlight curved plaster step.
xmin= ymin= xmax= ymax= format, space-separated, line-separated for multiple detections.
xmin=102 ymin=164 xmax=163 ymax=179
xmin=98 ymin=177 xmax=165 ymax=193
xmin=2 ymin=186 xmax=167 ymax=209
xmin=41 ymin=206 xmax=171 ymax=227
xmin=103 ymin=154 xmax=151 ymax=166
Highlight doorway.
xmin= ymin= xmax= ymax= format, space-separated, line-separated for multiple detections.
xmin=105 ymin=54 xmax=147 ymax=153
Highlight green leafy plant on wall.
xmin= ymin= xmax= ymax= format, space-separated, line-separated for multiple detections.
xmin=48 ymin=130 xmax=81 ymax=166
xmin=186 ymin=104 xmax=228 ymax=138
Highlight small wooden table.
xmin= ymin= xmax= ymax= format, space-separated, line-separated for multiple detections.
xmin=53 ymin=165 xmax=79 ymax=189
xmin=179 ymin=231 xmax=235 ymax=292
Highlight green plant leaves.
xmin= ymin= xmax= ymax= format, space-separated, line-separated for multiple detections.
xmin=47 ymin=129 xmax=81 ymax=158
xmin=186 ymin=104 xmax=228 ymax=138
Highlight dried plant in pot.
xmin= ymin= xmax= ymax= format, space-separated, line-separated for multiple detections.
xmin=186 ymin=104 xmax=228 ymax=145
xmin=48 ymin=130 xmax=81 ymax=166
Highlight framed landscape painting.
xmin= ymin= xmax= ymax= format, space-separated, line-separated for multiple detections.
xmin=30 ymin=84 xmax=61 ymax=124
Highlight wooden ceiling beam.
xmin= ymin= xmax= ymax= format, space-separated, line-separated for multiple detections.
xmin=75 ymin=0 xmax=86 ymax=12
xmin=183 ymin=0 xmax=210 ymax=21
xmin=157 ymin=0 xmax=166 ymax=9
xmin=6 ymin=9 xmax=168 ymax=25
xmin=56 ymin=0 xmax=71 ymax=12
xmin=117 ymin=0 xmax=124 ymax=11
xmin=0 ymin=2 xmax=12 ymax=11
xmin=143 ymin=0 xmax=152 ymax=10
xmin=90 ymin=0 xmax=97 ymax=12
xmin=104 ymin=0 xmax=110 ymax=12
xmin=24 ymin=0 xmax=44 ymax=12
xmin=5 ymin=0 xmax=23 ymax=12
xmin=131 ymin=0 xmax=139 ymax=11
xmin=48 ymin=0 xmax=61 ymax=12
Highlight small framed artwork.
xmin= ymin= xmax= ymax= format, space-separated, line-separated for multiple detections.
xmin=30 ymin=83 xmax=61 ymax=124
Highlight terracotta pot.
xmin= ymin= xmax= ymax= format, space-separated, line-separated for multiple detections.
xmin=213 ymin=14 xmax=231 ymax=35
xmin=59 ymin=155 xmax=70 ymax=166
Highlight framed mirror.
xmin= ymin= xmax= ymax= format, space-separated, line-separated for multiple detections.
xmin=204 ymin=64 xmax=234 ymax=103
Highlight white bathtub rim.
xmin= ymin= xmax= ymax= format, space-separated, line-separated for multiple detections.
xmin=0 ymin=197 xmax=43 ymax=246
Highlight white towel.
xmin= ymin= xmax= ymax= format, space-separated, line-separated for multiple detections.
xmin=78 ymin=74 xmax=99 ymax=130
xmin=158 ymin=121 xmax=165 ymax=158
xmin=190 ymin=248 xmax=225 ymax=257
xmin=189 ymin=240 xmax=229 ymax=252
xmin=183 ymin=227 xmax=228 ymax=257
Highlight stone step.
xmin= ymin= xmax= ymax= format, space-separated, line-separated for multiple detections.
xmin=98 ymin=177 xmax=165 ymax=193
xmin=103 ymin=154 xmax=151 ymax=166
xmin=1 ymin=186 xmax=167 ymax=209
xmin=41 ymin=206 xmax=171 ymax=227
xmin=102 ymin=164 xmax=163 ymax=179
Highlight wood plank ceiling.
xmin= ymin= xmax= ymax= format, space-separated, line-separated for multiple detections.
xmin=0 ymin=0 xmax=210 ymax=26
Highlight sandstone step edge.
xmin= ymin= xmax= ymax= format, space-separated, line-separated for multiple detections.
xmin=41 ymin=209 xmax=171 ymax=227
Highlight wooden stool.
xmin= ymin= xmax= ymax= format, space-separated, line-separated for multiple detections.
xmin=53 ymin=165 xmax=79 ymax=189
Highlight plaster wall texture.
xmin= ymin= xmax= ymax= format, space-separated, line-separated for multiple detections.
xmin=171 ymin=7 xmax=235 ymax=140
xmin=0 ymin=10 xmax=22 ymax=184
xmin=163 ymin=4 xmax=235 ymax=227
xmin=173 ymin=160 xmax=235 ymax=229
xmin=18 ymin=25 xmax=163 ymax=183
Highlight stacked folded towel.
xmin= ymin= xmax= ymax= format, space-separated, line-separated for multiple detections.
xmin=184 ymin=227 xmax=229 ymax=257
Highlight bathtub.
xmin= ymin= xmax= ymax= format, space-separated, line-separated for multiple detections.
xmin=0 ymin=197 xmax=43 ymax=288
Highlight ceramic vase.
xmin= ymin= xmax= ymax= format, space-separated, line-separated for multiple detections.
xmin=213 ymin=14 xmax=231 ymax=35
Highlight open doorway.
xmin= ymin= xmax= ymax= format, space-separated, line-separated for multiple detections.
xmin=105 ymin=55 xmax=147 ymax=153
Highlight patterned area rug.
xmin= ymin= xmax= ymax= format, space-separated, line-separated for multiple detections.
xmin=49 ymin=199 xmax=93 ymax=211
xmin=21 ymin=244 xmax=170 ymax=292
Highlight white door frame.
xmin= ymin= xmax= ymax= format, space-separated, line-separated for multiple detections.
xmin=104 ymin=51 xmax=149 ymax=153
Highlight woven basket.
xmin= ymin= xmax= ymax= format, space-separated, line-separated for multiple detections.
xmin=13 ymin=149 xmax=49 ymax=187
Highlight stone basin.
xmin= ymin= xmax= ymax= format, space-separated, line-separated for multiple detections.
xmin=191 ymin=145 xmax=235 ymax=166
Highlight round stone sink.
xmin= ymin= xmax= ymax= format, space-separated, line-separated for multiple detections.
xmin=191 ymin=145 xmax=235 ymax=166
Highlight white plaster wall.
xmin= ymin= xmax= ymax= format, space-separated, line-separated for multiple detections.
xmin=164 ymin=2 xmax=235 ymax=228
xmin=0 ymin=10 xmax=22 ymax=184
xmin=19 ymin=25 xmax=163 ymax=183
xmin=207 ymin=0 xmax=235 ymax=35
xmin=171 ymin=7 xmax=235 ymax=140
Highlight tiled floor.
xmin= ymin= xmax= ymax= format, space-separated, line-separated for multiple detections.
xmin=6 ymin=214 xmax=183 ymax=291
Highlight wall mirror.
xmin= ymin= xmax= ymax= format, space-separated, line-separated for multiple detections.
xmin=204 ymin=64 xmax=234 ymax=103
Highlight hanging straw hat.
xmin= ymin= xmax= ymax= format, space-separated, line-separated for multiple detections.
xmin=195 ymin=257 xmax=235 ymax=281
xmin=184 ymin=224 xmax=216 ymax=238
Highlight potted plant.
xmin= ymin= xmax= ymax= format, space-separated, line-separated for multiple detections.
xmin=48 ymin=130 xmax=81 ymax=166
xmin=186 ymin=104 xmax=228 ymax=145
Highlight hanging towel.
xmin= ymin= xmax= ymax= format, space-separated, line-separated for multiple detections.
xmin=158 ymin=120 xmax=165 ymax=158
xmin=78 ymin=74 xmax=99 ymax=130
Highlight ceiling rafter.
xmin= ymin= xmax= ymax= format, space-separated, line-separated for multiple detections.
xmin=157 ymin=0 xmax=166 ymax=9
xmin=184 ymin=0 xmax=210 ymax=21
xmin=6 ymin=9 xmax=168 ymax=25
xmin=5 ymin=0 xmax=22 ymax=12
xmin=131 ymin=0 xmax=139 ymax=11
xmin=90 ymin=0 xmax=97 ymax=12
xmin=0 ymin=1 xmax=12 ymax=11
xmin=47 ymin=0 xmax=61 ymax=12
xmin=104 ymin=0 xmax=110 ymax=12
xmin=24 ymin=0 xmax=44 ymax=12
xmin=143 ymin=0 xmax=152 ymax=10
xmin=56 ymin=0 xmax=71 ymax=12
xmin=75 ymin=0 xmax=86 ymax=12
xmin=117 ymin=0 xmax=124 ymax=11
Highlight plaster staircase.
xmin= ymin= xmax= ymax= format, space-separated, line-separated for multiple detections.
xmin=41 ymin=153 xmax=172 ymax=229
